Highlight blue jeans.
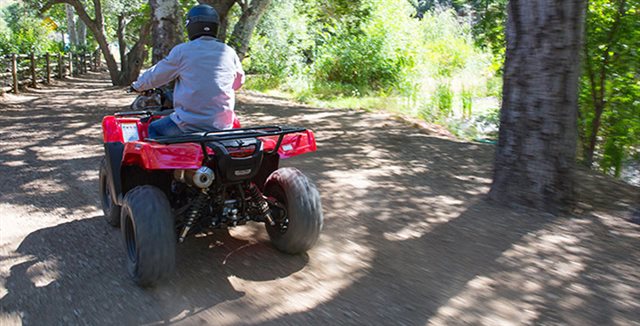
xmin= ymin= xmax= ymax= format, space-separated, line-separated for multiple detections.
xmin=148 ymin=116 xmax=183 ymax=139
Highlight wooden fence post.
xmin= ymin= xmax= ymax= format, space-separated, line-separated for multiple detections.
xmin=45 ymin=53 xmax=51 ymax=84
xmin=82 ymin=53 xmax=87 ymax=74
xmin=68 ymin=52 xmax=73 ymax=77
xmin=58 ymin=53 xmax=63 ymax=79
xmin=30 ymin=53 xmax=37 ymax=88
xmin=11 ymin=54 xmax=18 ymax=94
xmin=95 ymin=49 xmax=101 ymax=69
xmin=69 ymin=52 xmax=76 ymax=77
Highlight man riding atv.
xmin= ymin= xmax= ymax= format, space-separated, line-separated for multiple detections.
xmin=102 ymin=3 xmax=322 ymax=287
xmin=130 ymin=4 xmax=245 ymax=138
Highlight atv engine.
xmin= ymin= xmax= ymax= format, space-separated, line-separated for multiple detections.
xmin=171 ymin=137 xmax=276 ymax=242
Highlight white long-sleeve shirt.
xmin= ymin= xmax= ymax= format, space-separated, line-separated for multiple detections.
xmin=133 ymin=36 xmax=245 ymax=131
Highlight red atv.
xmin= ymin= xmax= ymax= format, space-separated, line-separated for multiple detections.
xmin=99 ymin=94 xmax=323 ymax=286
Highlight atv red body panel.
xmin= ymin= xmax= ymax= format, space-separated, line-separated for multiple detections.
xmin=102 ymin=115 xmax=316 ymax=170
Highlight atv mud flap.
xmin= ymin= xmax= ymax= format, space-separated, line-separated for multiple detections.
xmin=104 ymin=142 xmax=125 ymax=206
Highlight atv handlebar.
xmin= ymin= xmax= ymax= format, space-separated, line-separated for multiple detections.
xmin=127 ymin=86 xmax=155 ymax=97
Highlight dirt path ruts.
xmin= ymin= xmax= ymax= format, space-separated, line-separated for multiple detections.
xmin=1 ymin=72 xmax=639 ymax=325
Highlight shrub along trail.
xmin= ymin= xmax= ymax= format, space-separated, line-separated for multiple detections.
xmin=1 ymin=72 xmax=639 ymax=325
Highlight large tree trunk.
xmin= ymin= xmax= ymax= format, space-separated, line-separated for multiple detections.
xmin=76 ymin=19 xmax=86 ymax=47
xmin=198 ymin=0 xmax=237 ymax=41
xmin=117 ymin=15 xmax=127 ymax=72
xmin=488 ymin=0 xmax=587 ymax=213
xmin=65 ymin=4 xmax=77 ymax=46
xmin=119 ymin=23 xmax=152 ymax=85
xmin=149 ymin=0 xmax=183 ymax=64
xmin=228 ymin=0 xmax=273 ymax=60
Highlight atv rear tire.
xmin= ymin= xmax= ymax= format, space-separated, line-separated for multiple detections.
xmin=264 ymin=168 xmax=323 ymax=254
xmin=121 ymin=185 xmax=176 ymax=287
xmin=99 ymin=157 xmax=121 ymax=227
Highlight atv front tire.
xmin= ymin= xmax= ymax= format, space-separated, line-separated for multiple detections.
xmin=99 ymin=157 xmax=121 ymax=227
xmin=121 ymin=185 xmax=176 ymax=286
xmin=264 ymin=168 xmax=323 ymax=254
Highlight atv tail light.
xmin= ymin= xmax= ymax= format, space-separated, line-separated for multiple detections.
xmin=227 ymin=144 xmax=256 ymax=158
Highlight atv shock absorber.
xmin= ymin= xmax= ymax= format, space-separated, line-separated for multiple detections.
xmin=248 ymin=184 xmax=276 ymax=226
xmin=178 ymin=190 xmax=209 ymax=243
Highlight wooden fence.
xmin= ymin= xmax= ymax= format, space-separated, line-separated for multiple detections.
xmin=0 ymin=50 xmax=101 ymax=95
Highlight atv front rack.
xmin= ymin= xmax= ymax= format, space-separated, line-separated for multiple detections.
xmin=148 ymin=125 xmax=308 ymax=159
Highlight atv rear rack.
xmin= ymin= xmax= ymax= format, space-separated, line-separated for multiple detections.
xmin=148 ymin=125 xmax=308 ymax=158
xmin=115 ymin=109 xmax=172 ymax=117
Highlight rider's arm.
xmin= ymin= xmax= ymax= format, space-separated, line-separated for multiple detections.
xmin=232 ymin=53 xmax=245 ymax=91
xmin=132 ymin=45 xmax=183 ymax=91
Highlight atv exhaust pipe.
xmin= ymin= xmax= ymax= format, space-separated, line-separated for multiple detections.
xmin=174 ymin=167 xmax=215 ymax=189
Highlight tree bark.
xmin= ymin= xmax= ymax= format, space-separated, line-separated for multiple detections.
xmin=119 ymin=22 xmax=152 ymax=85
xmin=65 ymin=4 xmax=77 ymax=47
xmin=117 ymin=15 xmax=127 ymax=72
xmin=150 ymin=0 xmax=183 ymax=64
xmin=76 ymin=19 xmax=86 ymax=47
xmin=228 ymin=0 xmax=273 ymax=60
xmin=488 ymin=0 xmax=587 ymax=213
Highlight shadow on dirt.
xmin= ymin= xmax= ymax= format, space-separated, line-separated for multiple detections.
xmin=0 ymin=216 xmax=307 ymax=325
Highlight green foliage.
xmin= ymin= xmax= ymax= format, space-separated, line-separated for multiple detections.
xmin=0 ymin=3 xmax=60 ymax=54
xmin=434 ymin=83 xmax=453 ymax=116
xmin=579 ymin=0 xmax=640 ymax=175
xmin=469 ymin=0 xmax=507 ymax=67
xmin=313 ymin=28 xmax=404 ymax=93
xmin=245 ymin=0 xmax=310 ymax=88
xmin=461 ymin=87 xmax=472 ymax=118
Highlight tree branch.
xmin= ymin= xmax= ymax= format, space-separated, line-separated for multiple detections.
xmin=41 ymin=0 xmax=97 ymax=28
xmin=93 ymin=0 xmax=104 ymax=27
xmin=40 ymin=0 xmax=66 ymax=13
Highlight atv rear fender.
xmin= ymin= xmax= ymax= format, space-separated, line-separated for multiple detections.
xmin=118 ymin=130 xmax=316 ymax=170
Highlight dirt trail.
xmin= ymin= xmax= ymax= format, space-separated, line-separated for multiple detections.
xmin=1 ymin=72 xmax=639 ymax=325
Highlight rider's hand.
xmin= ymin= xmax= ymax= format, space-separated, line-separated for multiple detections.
xmin=128 ymin=84 xmax=138 ymax=93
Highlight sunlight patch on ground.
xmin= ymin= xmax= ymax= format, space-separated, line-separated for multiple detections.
xmin=0 ymin=254 xmax=35 ymax=301
xmin=20 ymin=179 xmax=67 ymax=196
xmin=221 ymin=240 xmax=372 ymax=324
xmin=76 ymin=170 xmax=99 ymax=182
xmin=194 ymin=224 xmax=373 ymax=325
xmin=1 ymin=160 xmax=27 ymax=167
xmin=324 ymin=170 xmax=374 ymax=189
xmin=383 ymin=195 xmax=466 ymax=241
xmin=427 ymin=216 xmax=640 ymax=325
xmin=297 ymin=111 xmax=346 ymax=122
xmin=26 ymin=259 xmax=60 ymax=288
xmin=30 ymin=144 xmax=101 ymax=161
xmin=0 ymin=312 xmax=22 ymax=326
xmin=591 ymin=211 xmax=640 ymax=239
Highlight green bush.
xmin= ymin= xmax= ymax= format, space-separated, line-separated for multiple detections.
xmin=245 ymin=0 xmax=311 ymax=90
xmin=461 ymin=88 xmax=472 ymax=118
xmin=313 ymin=31 xmax=403 ymax=93
xmin=434 ymin=83 xmax=453 ymax=117
xmin=0 ymin=4 xmax=60 ymax=55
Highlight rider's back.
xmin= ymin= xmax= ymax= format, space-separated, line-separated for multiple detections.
xmin=134 ymin=36 xmax=244 ymax=132
xmin=172 ymin=37 xmax=243 ymax=131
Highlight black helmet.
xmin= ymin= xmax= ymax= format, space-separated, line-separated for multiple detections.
xmin=186 ymin=4 xmax=220 ymax=40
